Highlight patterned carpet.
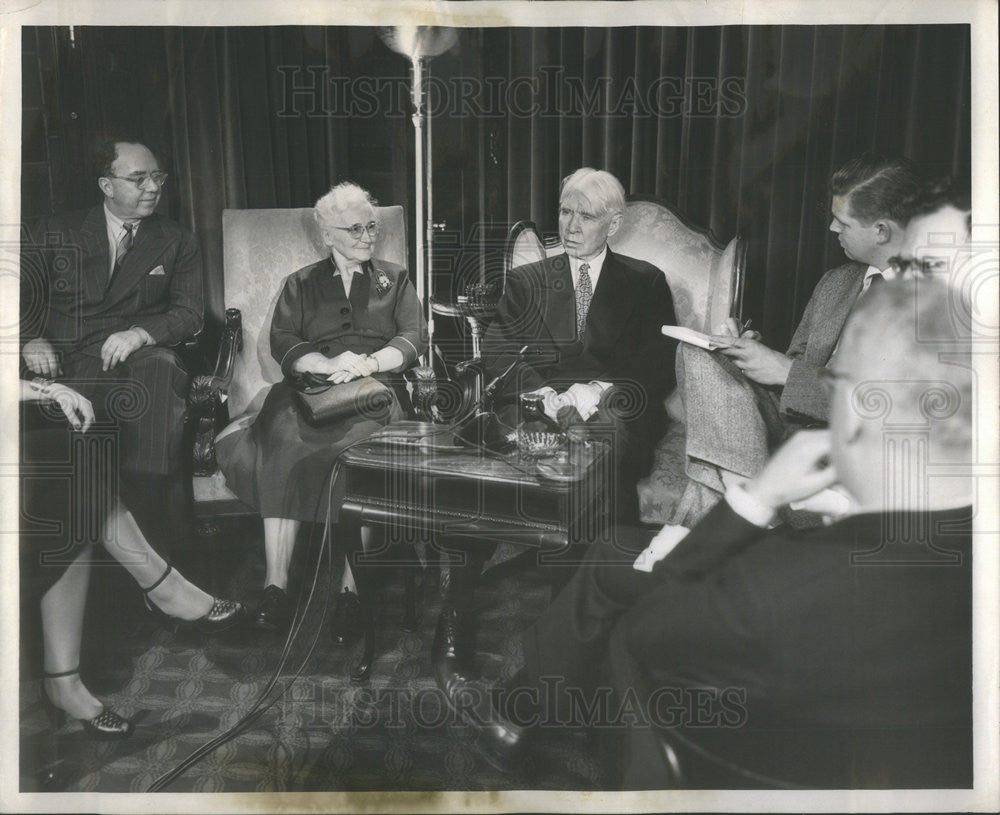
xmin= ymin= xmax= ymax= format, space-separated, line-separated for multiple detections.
xmin=19 ymin=519 xmax=606 ymax=793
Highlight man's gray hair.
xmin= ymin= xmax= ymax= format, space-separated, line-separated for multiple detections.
xmin=559 ymin=168 xmax=626 ymax=216
xmin=314 ymin=181 xmax=376 ymax=227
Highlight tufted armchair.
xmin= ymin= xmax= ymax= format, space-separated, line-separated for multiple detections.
xmin=188 ymin=206 xmax=406 ymax=520
xmin=503 ymin=196 xmax=746 ymax=524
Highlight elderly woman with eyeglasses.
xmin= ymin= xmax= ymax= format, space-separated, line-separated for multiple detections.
xmin=216 ymin=182 xmax=426 ymax=635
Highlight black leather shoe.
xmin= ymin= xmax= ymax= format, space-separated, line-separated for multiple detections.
xmin=330 ymin=588 xmax=362 ymax=645
xmin=438 ymin=672 xmax=527 ymax=773
xmin=254 ymin=585 xmax=291 ymax=631
xmin=472 ymin=705 xmax=527 ymax=773
xmin=432 ymin=607 xmax=472 ymax=690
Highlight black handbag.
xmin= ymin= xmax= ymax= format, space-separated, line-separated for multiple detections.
xmin=290 ymin=372 xmax=393 ymax=425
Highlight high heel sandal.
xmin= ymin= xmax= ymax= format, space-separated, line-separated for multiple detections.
xmin=140 ymin=564 xmax=245 ymax=635
xmin=42 ymin=669 xmax=133 ymax=740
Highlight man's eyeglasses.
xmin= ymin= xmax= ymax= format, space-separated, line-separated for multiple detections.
xmin=107 ymin=172 xmax=169 ymax=189
xmin=331 ymin=221 xmax=379 ymax=240
xmin=887 ymin=255 xmax=950 ymax=276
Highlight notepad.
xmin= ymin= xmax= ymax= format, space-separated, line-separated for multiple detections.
xmin=660 ymin=325 xmax=733 ymax=350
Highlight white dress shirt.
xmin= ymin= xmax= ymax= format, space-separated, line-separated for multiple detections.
xmin=335 ymin=263 xmax=362 ymax=297
xmin=104 ymin=203 xmax=142 ymax=279
xmin=860 ymin=264 xmax=897 ymax=294
xmin=103 ymin=204 xmax=154 ymax=346
xmin=568 ymin=245 xmax=608 ymax=292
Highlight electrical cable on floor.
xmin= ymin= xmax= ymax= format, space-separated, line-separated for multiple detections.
xmin=145 ymin=389 xmax=512 ymax=791
xmin=146 ymin=459 xmax=344 ymax=792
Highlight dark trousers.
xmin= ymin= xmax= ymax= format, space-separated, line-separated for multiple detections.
xmin=60 ymin=346 xmax=190 ymax=477
xmin=519 ymin=526 xmax=657 ymax=700
xmin=60 ymin=345 xmax=191 ymax=555
xmin=516 ymin=528 xmax=673 ymax=788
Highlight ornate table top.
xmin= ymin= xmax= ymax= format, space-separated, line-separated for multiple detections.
xmin=340 ymin=421 xmax=608 ymax=488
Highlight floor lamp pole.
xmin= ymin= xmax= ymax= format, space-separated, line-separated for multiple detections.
xmin=424 ymin=59 xmax=436 ymax=365
xmin=411 ymin=57 xmax=428 ymax=364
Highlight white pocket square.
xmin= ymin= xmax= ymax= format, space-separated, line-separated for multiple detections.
xmin=148 ymin=265 xmax=166 ymax=276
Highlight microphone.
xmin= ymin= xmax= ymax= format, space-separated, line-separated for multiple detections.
xmin=453 ymin=345 xmax=530 ymax=453
xmin=482 ymin=345 xmax=529 ymax=401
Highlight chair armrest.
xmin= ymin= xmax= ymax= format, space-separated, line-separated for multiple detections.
xmin=188 ymin=308 xmax=243 ymax=475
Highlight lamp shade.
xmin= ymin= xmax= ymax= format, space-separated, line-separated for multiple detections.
xmin=377 ymin=26 xmax=457 ymax=61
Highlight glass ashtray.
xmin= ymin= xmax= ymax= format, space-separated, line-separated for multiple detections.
xmin=517 ymin=430 xmax=565 ymax=459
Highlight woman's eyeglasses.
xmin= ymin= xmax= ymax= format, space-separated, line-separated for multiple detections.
xmin=107 ymin=172 xmax=169 ymax=189
xmin=331 ymin=221 xmax=380 ymax=240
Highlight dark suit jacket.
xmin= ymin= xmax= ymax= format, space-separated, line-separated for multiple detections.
xmin=482 ymin=249 xmax=678 ymax=447
xmin=524 ymin=501 xmax=972 ymax=785
xmin=637 ymin=502 xmax=972 ymax=738
xmin=21 ymin=204 xmax=203 ymax=357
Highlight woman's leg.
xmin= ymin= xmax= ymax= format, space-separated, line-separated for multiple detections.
xmin=40 ymin=545 xmax=103 ymax=720
xmin=262 ymin=517 xmax=301 ymax=590
xmin=102 ymin=500 xmax=213 ymax=620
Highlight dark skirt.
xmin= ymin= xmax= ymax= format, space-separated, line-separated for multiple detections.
xmin=216 ymin=378 xmax=403 ymax=522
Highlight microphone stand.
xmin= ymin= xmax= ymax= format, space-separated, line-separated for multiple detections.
xmin=452 ymin=347 xmax=527 ymax=452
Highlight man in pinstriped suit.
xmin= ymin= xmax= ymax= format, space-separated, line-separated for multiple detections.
xmin=21 ymin=137 xmax=203 ymax=548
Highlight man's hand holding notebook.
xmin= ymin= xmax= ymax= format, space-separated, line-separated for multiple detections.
xmin=661 ymin=317 xmax=762 ymax=350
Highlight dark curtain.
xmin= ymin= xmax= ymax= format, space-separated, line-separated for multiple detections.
xmin=462 ymin=25 xmax=970 ymax=346
xmin=23 ymin=24 xmax=970 ymax=351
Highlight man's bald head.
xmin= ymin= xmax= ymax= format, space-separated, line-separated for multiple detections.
xmin=829 ymin=279 xmax=972 ymax=504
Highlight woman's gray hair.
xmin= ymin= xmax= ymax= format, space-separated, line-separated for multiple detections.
xmin=314 ymin=181 xmax=377 ymax=228
xmin=559 ymin=168 xmax=626 ymax=216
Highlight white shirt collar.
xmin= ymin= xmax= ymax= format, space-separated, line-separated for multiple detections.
xmin=569 ymin=245 xmax=608 ymax=291
xmin=103 ymin=203 xmax=143 ymax=276
xmin=103 ymin=203 xmax=142 ymax=239
xmin=861 ymin=263 xmax=897 ymax=293
xmin=330 ymin=257 xmax=365 ymax=297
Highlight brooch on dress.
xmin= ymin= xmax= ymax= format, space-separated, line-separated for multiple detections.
xmin=373 ymin=268 xmax=393 ymax=298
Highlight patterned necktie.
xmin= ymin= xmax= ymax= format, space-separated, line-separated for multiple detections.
xmin=576 ymin=262 xmax=593 ymax=338
xmin=113 ymin=221 xmax=136 ymax=279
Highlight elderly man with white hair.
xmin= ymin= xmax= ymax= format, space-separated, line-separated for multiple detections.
xmin=217 ymin=181 xmax=426 ymax=632
xmin=484 ymin=167 xmax=679 ymax=521
xmin=433 ymin=167 xmax=678 ymax=701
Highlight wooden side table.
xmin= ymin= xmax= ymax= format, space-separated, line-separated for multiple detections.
xmin=337 ymin=421 xmax=611 ymax=679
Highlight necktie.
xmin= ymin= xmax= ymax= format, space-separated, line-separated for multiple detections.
xmin=576 ymin=262 xmax=593 ymax=338
xmin=864 ymin=272 xmax=885 ymax=295
xmin=113 ymin=222 xmax=136 ymax=279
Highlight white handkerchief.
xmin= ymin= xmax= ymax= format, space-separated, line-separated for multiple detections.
xmin=148 ymin=265 xmax=166 ymax=276
xmin=633 ymin=524 xmax=691 ymax=572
